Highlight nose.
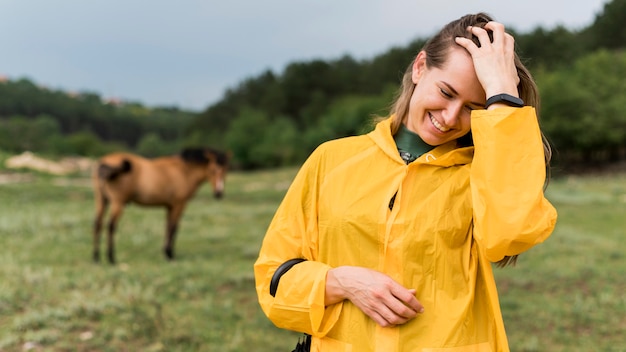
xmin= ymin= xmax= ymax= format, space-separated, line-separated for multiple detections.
xmin=213 ymin=178 xmax=225 ymax=199
xmin=442 ymin=102 xmax=463 ymax=126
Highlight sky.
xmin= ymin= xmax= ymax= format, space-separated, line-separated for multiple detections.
xmin=0 ymin=0 xmax=609 ymax=112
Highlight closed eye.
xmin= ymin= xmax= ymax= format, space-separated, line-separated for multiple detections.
xmin=441 ymin=88 xmax=474 ymax=112
xmin=440 ymin=82 xmax=484 ymax=111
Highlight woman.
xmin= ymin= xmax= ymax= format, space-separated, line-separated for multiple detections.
xmin=254 ymin=13 xmax=557 ymax=351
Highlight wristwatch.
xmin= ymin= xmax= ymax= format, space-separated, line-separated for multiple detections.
xmin=485 ymin=94 xmax=524 ymax=108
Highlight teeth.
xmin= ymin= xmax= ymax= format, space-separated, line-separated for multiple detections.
xmin=429 ymin=114 xmax=450 ymax=132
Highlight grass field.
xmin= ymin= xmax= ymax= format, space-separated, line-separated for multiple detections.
xmin=0 ymin=164 xmax=625 ymax=351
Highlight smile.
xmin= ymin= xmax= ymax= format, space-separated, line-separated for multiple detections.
xmin=429 ymin=113 xmax=450 ymax=132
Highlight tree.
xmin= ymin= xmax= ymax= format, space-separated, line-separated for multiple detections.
xmin=0 ymin=115 xmax=61 ymax=152
xmin=136 ymin=133 xmax=172 ymax=157
xmin=538 ymin=50 xmax=626 ymax=165
xmin=581 ymin=0 xmax=626 ymax=51
xmin=515 ymin=26 xmax=581 ymax=70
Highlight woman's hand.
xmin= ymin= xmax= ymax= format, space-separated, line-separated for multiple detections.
xmin=455 ymin=21 xmax=520 ymax=100
xmin=325 ymin=266 xmax=424 ymax=327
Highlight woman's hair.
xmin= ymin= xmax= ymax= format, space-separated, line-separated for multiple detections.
xmin=387 ymin=13 xmax=552 ymax=267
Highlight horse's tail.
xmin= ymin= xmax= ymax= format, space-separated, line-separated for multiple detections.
xmin=98 ymin=159 xmax=132 ymax=181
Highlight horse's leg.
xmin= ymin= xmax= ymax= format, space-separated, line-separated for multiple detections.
xmin=93 ymin=193 xmax=109 ymax=263
xmin=106 ymin=202 xmax=125 ymax=265
xmin=164 ymin=204 xmax=186 ymax=260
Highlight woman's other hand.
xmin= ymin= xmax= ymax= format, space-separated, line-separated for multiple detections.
xmin=325 ymin=266 xmax=424 ymax=327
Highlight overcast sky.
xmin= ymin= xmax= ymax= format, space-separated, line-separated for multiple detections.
xmin=0 ymin=0 xmax=609 ymax=111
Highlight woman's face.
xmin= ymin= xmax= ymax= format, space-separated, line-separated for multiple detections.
xmin=405 ymin=47 xmax=486 ymax=146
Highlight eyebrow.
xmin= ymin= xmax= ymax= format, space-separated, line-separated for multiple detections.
xmin=442 ymin=82 xmax=485 ymax=108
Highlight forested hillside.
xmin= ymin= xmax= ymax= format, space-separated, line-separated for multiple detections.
xmin=1 ymin=0 xmax=625 ymax=172
xmin=0 ymin=82 xmax=196 ymax=158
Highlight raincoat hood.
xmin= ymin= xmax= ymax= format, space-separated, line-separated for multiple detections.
xmin=368 ymin=116 xmax=474 ymax=168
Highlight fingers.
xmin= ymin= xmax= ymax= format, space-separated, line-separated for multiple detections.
xmin=363 ymin=296 xmax=418 ymax=327
xmin=365 ymin=281 xmax=424 ymax=327
xmin=483 ymin=21 xmax=505 ymax=44
xmin=455 ymin=21 xmax=511 ymax=53
xmin=334 ymin=266 xmax=425 ymax=327
xmin=391 ymin=285 xmax=424 ymax=315
xmin=374 ymin=305 xmax=411 ymax=327
xmin=454 ymin=21 xmax=520 ymax=98
xmin=481 ymin=23 xmax=516 ymax=57
xmin=471 ymin=26 xmax=494 ymax=48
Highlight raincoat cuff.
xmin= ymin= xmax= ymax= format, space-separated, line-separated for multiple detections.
xmin=270 ymin=261 xmax=344 ymax=336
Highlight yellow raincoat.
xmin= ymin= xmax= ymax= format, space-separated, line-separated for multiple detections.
xmin=254 ymin=107 xmax=557 ymax=351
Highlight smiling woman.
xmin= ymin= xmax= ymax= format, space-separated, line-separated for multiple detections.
xmin=254 ymin=12 xmax=557 ymax=352
xmin=403 ymin=48 xmax=484 ymax=145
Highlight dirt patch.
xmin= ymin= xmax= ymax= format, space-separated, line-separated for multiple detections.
xmin=4 ymin=151 xmax=94 ymax=176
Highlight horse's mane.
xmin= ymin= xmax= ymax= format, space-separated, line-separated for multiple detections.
xmin=180 ymin=148 xmax=229 ymax=166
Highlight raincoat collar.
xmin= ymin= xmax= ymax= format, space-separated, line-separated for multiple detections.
xmin=367 ymin=117 xmax=474 ymax=167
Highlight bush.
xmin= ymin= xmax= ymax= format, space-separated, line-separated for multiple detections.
xmin=539 ymin=50 xmax=626 ymax=165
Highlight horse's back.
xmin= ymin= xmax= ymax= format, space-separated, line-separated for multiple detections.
xmin=95 ymin=153 xmax=193 ymax=205
xmin=94 ymin=153 xmax=151 ymax=201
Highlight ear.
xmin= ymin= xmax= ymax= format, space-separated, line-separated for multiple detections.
xmin=412 ymin=51 xmax=427 ymax=84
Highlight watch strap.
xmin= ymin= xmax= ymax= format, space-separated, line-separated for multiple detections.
xmin=485 ymin=93 xmax=524 ymax=108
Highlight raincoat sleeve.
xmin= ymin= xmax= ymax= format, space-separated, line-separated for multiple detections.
xmin=470 ymin=106 xmax=557 ymax=262
xmin=254 ymin=146 xmax=343 ymax=336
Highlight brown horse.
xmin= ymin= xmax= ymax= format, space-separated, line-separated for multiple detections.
xmin=92 ymin=148 xmax=229 ymax=264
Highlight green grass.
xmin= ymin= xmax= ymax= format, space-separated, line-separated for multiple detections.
xmin=0 ymin=168 xmax=624 ymax=351
xmin=496 ymin=174 xmax=626 ymax=352
xmin=0 ymin=168 xmax=301 ymax=351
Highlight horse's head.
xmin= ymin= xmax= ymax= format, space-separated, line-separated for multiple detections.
xmin=206 ymin=149 xmax=230 ymax=199
xmin=181 ymin=148 xmax=230 ymax=199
